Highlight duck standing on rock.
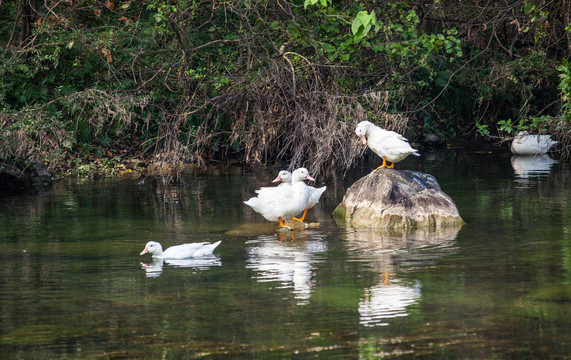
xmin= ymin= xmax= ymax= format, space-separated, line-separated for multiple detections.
xmin=261 ymin=170 xmax=326 ymax=222
xmin=244 ymin=168 xmax=315 ymax=228
xmin=355 ymin=121 xmax=420 ymax=169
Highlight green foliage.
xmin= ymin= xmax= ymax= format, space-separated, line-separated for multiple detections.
xmin=475 ymin=123 xmax=490 ymax=137
xmin=1 ymin=0 xmax=570 ymax=179
xmin=497 ymin=118 xmax=514 ymax=134
xmin=350 ymin=6 xmax=462 ymax=65
xmin=304 ymin=0 xmax=330 ymax=9
xmin=351 ymin=10 xmax=379 ymax=43
xmin=558 ymin=59 xmax=571 ymax=121
xmin=559 ymin=59 xmax=571 ymax=100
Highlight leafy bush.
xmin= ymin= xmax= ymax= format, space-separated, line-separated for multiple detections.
xmin=1 ymin=0 xmax=570 ymax=180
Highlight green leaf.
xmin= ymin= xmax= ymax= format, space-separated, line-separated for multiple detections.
xmin=268 ymin=21 xmax=282 ymax=30
xmin=351 ymin=10 xmax=377 ymax=42
xmin=304 ymin=0 xmax=319 ymax=9
xmin=351 ymin=14 xmax=363 ymax=35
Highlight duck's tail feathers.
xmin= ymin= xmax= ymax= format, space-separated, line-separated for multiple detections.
xmin=244 ymin=198 xmax=259 ymax=207
xmin=210 ymin=240 xmax=222 ymax=249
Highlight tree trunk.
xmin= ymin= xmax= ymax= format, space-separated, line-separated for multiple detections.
xmin=7 ymin=0 xmax=38 ymax=48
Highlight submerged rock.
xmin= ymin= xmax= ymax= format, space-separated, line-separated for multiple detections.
xmin=226 ymin=221 xmax=319 ymax=236
xmin=279 ymin=219 xmax=320 ymax=231
xmin=225 ymin=223 xmax=284 ymax=236
xmin=332 ymin=168 xmax=463 ymax=229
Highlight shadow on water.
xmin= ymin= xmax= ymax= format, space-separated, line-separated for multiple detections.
xmin=0 ymin=152 xmax=569 ymax=359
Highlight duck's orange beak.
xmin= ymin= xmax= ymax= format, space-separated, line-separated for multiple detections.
xmin=305 ymin=174 xmax=316 ymax=182
xmin=272 ymin=175 xmax=282 ymax=183
xmin=360 ymin=135 xmax=367 ymax=145
xmin=140 ymin=248 xmax=149 ymax=255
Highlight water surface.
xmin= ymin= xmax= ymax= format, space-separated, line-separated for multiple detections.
xmin=1 ymin=152 xmax=569 ymax=359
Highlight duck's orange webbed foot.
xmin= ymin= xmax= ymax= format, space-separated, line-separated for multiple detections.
xmin=386 ymin=162 xmax=395 ymax=169
xmin=278 ymin=217 xmax=292 ymax=230
xmin=375 ymin=157 xmax=388 ymax=170
xmin=291 ymin=209 xmax=308 ymax=222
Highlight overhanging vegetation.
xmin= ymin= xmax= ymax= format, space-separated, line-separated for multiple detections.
xmin=1 ymin=0 xmax=570 ymax=181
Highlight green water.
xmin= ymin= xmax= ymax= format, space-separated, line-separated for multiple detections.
xmin=0 ymin=153 xmax=569 ymax=359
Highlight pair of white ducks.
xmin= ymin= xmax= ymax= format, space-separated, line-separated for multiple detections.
xmin=244 ymin=168 xmax=327 ymax=228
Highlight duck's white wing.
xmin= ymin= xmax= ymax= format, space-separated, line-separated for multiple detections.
xmin=380 ymin=137 xmax=420 ymax=163
xmin=163 ymin=242 xmax=219 ymax=259
xmin=244 ymin=182 xmax=309 ymax=222
xmin=255 ymin=183 xmax=292 ymax=196
xmin=190 ymin=241 xmax=222 ymax=257
xmin=370 ymin=126 xmax=408 ymax=142
xmin=307 ymin=186 xmax=326 ymax=209
xmin=383 ymin=129 xmax=408 ymax=142
xmin=366 ymin=127 xmax=408 ymax=157
xmin=244 ymin=186 xmax=293 ymax=221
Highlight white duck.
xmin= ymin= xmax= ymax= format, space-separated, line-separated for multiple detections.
xmin=140 ymin=240 xmax=221 ymax=259
xmin=510 ymin=131 xmax=558 ymax=155
xmin=244 ymin=168 xmax=314 ymax=227
xmin=355 ymin=121 xmax=420 ymax=169
xmin=255 ymin=170 xmax=292 ymax=192
xmin=272 ymin=170 xmax=292 ymax=186
xmin=260 ymin=170 xmax=326 ymax=222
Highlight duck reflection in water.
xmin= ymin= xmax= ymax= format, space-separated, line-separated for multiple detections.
xmin=141 ymin=257 xmax=222 ymax=278
xmin=511 ymin=154 xmax=558 ymax=187
xmin=246 ymin=233 xmax=327 ymax=305
xmin=359 ymin=280 xmax=422 ymax=327
xmin=344 ymin=228 xmax=459 ymax=326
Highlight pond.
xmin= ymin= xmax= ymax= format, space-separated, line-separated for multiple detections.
xmin=0 ymin=152 xmax=569 ymax=359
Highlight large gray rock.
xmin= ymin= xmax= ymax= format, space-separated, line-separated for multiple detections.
xmin=332 ymin=168 xmax=463 ymax=229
